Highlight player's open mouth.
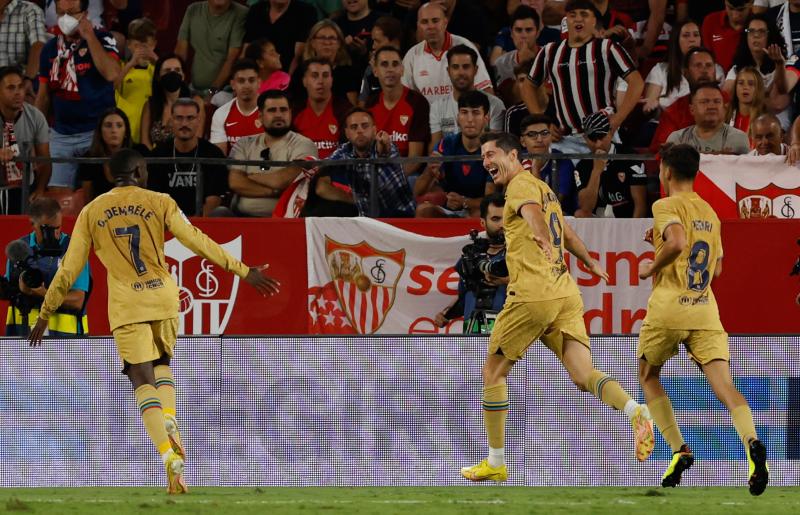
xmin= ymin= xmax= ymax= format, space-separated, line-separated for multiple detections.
xmin=487 ymin=166 xmax=499 ymax=178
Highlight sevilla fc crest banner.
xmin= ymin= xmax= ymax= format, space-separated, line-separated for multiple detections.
xmin=306 ymin=218 xmax=469 ymax=334
xmin=696 ymin=155 xmax=800 ymax=219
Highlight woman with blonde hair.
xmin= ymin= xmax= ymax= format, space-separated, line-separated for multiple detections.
xmin=728 ymin=66 xmax=768 ymax=135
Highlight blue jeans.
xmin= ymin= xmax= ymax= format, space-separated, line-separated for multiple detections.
xmin=48 ymin=129 xmax=94 ymax=188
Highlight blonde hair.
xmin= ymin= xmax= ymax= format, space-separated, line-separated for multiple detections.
xmin=728 ymin=66 xmax=767 ymax=129
xmin=303 ymin=19 xmax=352 ymax=67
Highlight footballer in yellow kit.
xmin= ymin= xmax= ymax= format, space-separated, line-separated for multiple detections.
xmin=28 ymin=149 xmax=280 ymax=494
xmin=637 ymin=143 xmax=768 ymax=495
xmin=459 ymin=132 xmax=655 ymax=484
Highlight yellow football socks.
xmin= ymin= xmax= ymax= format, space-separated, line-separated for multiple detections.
xmin=649 ymin=395 xmax=685 ymax=452
xmin=154 ymin=365 xmax=177 ymax=419
xmin=731 ymin=405 xmax=758 ymax=445
xmin=134 ymin=384 xmax=172 ymax=456
xmin=586 ymin=370 xmax=631 ymax=411
xmin=482 ymin=383 xmax=509 ymax=449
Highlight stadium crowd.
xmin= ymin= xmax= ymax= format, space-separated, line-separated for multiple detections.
xmin=1 ymin=0 xmax=799 ymax=218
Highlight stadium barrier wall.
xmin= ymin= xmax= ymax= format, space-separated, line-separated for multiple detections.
xmin=1 ymin=335 xmax=798 ymax=487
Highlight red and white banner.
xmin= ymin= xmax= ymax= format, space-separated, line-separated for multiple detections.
xmin=697 ymin=155 xmax=800 ymax=219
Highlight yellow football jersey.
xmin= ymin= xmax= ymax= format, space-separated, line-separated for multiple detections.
xmin=644 ymin=191 xmax=724 ymax=330
xmin=503 ymin=171 xmax=580 ymax=302
xmin=40 ymin=186 xmax=250 ymax=331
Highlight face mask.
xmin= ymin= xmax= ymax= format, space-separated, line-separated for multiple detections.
xmin=58 ymin=14 xmax=81 ymax=37
xmin=160 ymin=71 xmax=183 ymax=93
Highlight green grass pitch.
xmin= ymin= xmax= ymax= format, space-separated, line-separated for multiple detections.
xmin=1 ymin=487 xmax=798 ymax=514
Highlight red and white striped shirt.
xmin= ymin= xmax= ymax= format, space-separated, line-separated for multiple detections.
xmin=528 ymin=37 xmax=635 ymax=134
xmin=210 ymin=99 xmax=262 ymax=154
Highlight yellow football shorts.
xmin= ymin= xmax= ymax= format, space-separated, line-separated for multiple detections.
xmin=488 ymin=294 xmax=590 ymax=362
xmin=112 ymin=318 xmax=178 ymax=368
xmin=637 ymin=322 xmax=730 ymax=366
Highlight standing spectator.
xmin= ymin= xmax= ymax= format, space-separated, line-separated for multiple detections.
xmin=332 ymin=0 xmax=382 ymax=72
xmin=524 ymin=0 xmax=643 ymax=154
xmin=292 ymin=58 xmax=351 ymax=159
xmin=244 ymin=0 xmax=318 ymax=76
xmin=702 ymin=0 xmax=754 ymax=72
xmin=147 ymin=98 xmax=229 ymax=216
xmin=765 ymin=0 xmax=800 ymax=55
xmin=491 ymin=0 xmax=561 ymax=65
xmin=494 ymin=6 xmax=541 ymax=105
xmin=42 ymin=0 xmax=103 ymax=29
xmin=228 ymin=90 xmax=318 ymax=217
xmin=574 ymin=110 xmax=647 ymax=218
xmin=519 ymin=113 xmax=577 ymax=214
xmin=210 ymin=59 xmax=263 ymax=155
xmin=402 ymin=2 xmax=492 ymax=104
xmin=35 ymin=0 xmax=120 ymax=189
xmin=610 ymin=0 xmax=669 ymax=61
xmin=0 ymin=65 xmax=50 ymax=214
xmin=365 ymin=45 xmax=430 ymax=176
xmin=174 ymin=0 xmax=247 ymax=97
xmin=429 ymin=45 xmax=506 ymax=149
xmin=723 ymin=13 xmax=786 ymax=97
xmin=358 ymin=15 xmax=403 ymax=104
xmin=115 ymin=17 xmax=158 ymax=145
xmin=666 ymin=82 xmax=751 ymax=154
xmin=727 ymin=66 xmax=767 ymax=134
xmin=309 ymin=107 xmax=415 ymax=218
xmin=140 ymin=55 xmax=205 ymax=149
xmin=78 ymin=107 xmax=133 ymax=201
xmin=748 ymin=112 xmax=787 ymax=155
xmin=415 ymin=91 xmax=495 ymax=218
xmin=243 ymin=38 xmax=291 ymax=93
xmin=0 ymin=0 xmax=47 ymax=83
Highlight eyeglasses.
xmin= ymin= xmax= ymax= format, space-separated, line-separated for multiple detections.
xmin=260 ymin=148 xmax=271 ymax=171
xmin=745 ymin=28 xmax=768 ymax=36
xmin=522 ymin=129 xmax=550 ymax=139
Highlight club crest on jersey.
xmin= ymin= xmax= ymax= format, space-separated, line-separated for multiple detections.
xmin=399 ymin=115 xmax=409 ymax=126
xmin=255 ymin=119 xmax=262 ymax=128
xmin=329 ymin=124 xmax=338 ymax=135
xmin=164 ymin=236 xmax=242 ymax=334
xmin=736 ymin=183 xmax=800 ymax=219
xmin=617 ymin=172 xmax=626 ymax=183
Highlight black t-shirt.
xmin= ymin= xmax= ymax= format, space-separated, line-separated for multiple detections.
xmin=574 ymin=144 xmax=647 ymax=218
xmin=244 ymin=0 xmax=318 ymax=71
xmin=146 ymin=139 xmax=229 ymax=215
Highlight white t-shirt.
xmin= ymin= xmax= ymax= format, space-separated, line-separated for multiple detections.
xmin=725 ymin=65 xmax=775 ymax=90
xmin=616 ymin=61 xmax=725 ymax=108
xmin=429 ymin=91 xmax=506 ymax=135
xmin=402 ymin=32 xmax=492 ymax=104
xmin=754 ymin=0 xmax=785 ymax=7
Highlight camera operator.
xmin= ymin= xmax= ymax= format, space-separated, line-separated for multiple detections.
xmin=2 ymin=198 xmax=90 ymax=336
xmin=436 ymin=193 xmax=508 ymax=333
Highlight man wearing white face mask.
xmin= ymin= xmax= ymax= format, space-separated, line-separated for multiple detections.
xmin=34 ymin=0 xmax=120 ymax=191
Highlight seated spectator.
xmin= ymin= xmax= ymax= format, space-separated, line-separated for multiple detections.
xmin=306 ymin=107 xmax=415 ymax=218
xmin=147 ymin=98 xmax=229 ymax=216
xmin=290 ymin=19 xmax=360 ymax=106
xmin=0 ymin=65 xmax=50 ymax=214
xmin=415 ymin=91 xmax=495 ymax=218
xmin=574 ymin=110 xmax=647 ymax=218
xmin=210 ymin=59 xmax=263 ymax=155
xmin=0 ymin=0 xmax=47 ymax=83
xmin=244 ymin=0 xmax=318 ymax=76
xmin=748 ymin=112 xmax=788 ymax=155
xmin=727 ymin=66 xmax=767 ymax=134
xmin=764 ymin=0 xmax=800 ymax=55
xmin=491 ymin=0 xmax=561 ymax=65
xmin=666 ymin=82 xmax=751 ymax=154
xmin=494 ymin=6 xmax=541 ymax=105
xmin=331 ymin=0 xmax=383 ymax=73
xmin=519 ymin=113 xmax=577 ymax=214
xmin=429 ymin=45 xmax=505 ymax=148
xmin=402 ymin=2 xmax=492 ymax=105
xmin=140 ymin=55 xmax=205 ymax=149
xmin=722 ymin=13 xmax=786 ymax=97
xmin=292 ymin=58 xmax=351 ymax=159
xmin=115 ymin=17 xmax=158 ymax=145
xmin=358 ymin=15 xmax=403 ymax=104
xmin=78 ymin=107 xmax=134 ymax=201
xmin=364 ymin=45 xmax=430 ymax=176
xmin=35 ymin=0 xmax=121 ymax=189
xmin=228 ymin=90 xmax=318 ymax=217
xmin=243 ymin=38 xmax=291 ymax=93
xmin=702 ymin=0 xmax=754 ymax=72
xmin=503 ymin=60 xmax=540 ymax=138
xmin=175 ymin=0 xmax=247 ymax=97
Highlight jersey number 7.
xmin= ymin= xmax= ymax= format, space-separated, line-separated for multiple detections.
xmin=114 ymin=225 xmax=148 ymax=276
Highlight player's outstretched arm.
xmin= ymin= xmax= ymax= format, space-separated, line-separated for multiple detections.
xmin=639 ymin=224 xmax=686 ymax=279
xmin=563 ymin=220 xmax=609 ymax=282
xmin=244 ymin=264 xmax=281 ymax=297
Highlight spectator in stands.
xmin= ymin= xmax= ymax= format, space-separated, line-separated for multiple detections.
xmin=228 ymin=90 xmax=318 ymax=217
xmin=290 ymin=19 xmax=360 ymax=106
xmin=78 ymin=107 xmax=133 ymax=201
xmin=36 ymin=0 xmax=120 ymax=189
xmin=0 ymin=65 xmax=50 ymax=214
xmin=503 ymin=60 xmax=538 ymax=138
xmin=415 ymin=91 xmax=495 ymax=218
xmin=115 ymin=17 xmax=157 ymax=145
xmin=42 ymin=0 xmax=103 ymax=29
xmin=519 ymin=113 xmax=577 ymax=214
xmin=494 ymin=6 xmax=541 ymax=105
xmin=244 ymin=0 xmax=318 ymax=76
xmin=0 ymin=0 xmax=47 ymax=85
xmin=243 ymin=38 xmax=291 ymax=93
xmin=365 ymin=45 xmax=430 ymax=176
xmin=723 ymin=13 xmax=786 ymax=97
xmin=702 ymin=0 xmax=754 ymax=72
xmin=210 ymin=59 xmax=263 ymax=156
xmin=764 ymin=0 xmax=800 ymax=55
xmin=491 ymin=0 xmax=561 ymax=66
xmin=402 ymin=2 xmax=492 ymax=105
xmin=332 ymin=0 xmax=382 ymax=71
xmin=308 ymin=107 xmax=415 ymax=218
xmin=666 ymin=82 xmax=750 ymax=154
xmin=358 ymin=15 xmax=403 ymax=104
xmin=147 ymin=98 xmax=229 ymax=216
xmin=727 ymin=66 xmax=767 ymax=134
xmin=524 ymin=0 xmax=643 ymax=155
xmin=574 ymin=110 xmax=647 ymax=218
xmin=140 ymin=55 xmax=205 ymax=149
xmin=292 ymin=58 xmax=351 ymax=159
xmin=749 ymin=112 xmax=787 ymax=155
xmin=429 ymin=45 xmax=505 ymax=149
xmin=175 ymin=0 xmax=247 ymax=98
xmin=610 ymin=0 xmax=668 ymax=61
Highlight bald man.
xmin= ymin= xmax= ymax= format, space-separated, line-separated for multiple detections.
xmin=749 ymin=114 xmax=787 ymax=156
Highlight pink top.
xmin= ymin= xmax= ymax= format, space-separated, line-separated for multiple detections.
xmin=259 ymin=71 xmax=291 ymax=93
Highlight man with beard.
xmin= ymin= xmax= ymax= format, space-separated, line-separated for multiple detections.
xmin=228 ymin=90 xmax=318 ymax=217
xmin=210 ymin=59 xmax=264 ymax=156
xmin=146 ymin=98 xmax=229 ymax=216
